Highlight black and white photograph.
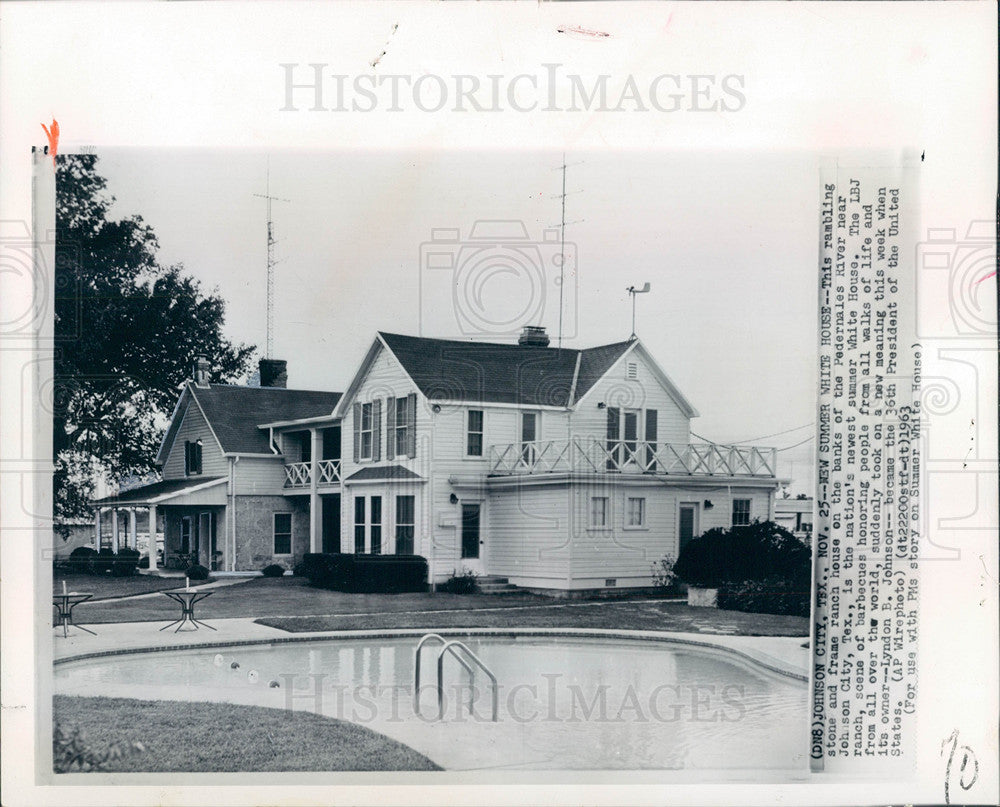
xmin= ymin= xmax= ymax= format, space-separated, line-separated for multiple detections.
xmin=0 ymin=3 xmax=996 ymax=806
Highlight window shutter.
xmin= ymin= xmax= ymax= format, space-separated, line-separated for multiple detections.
xmin=386 ymin=397 xmax=396 ymax=458
xmin=406 ymin=393 xmax=417 ymax=458
xmin=353 ymin=402 xmax=361 ymax=462
xmin=644 ymin=409 xmax=658 ymax=471
xmin=372 ymin=399 xmax=382 ymax=462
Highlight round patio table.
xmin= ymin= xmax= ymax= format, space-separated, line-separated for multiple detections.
xmin=53 ymin=592 xmax=95 ymax=638
xmin=159 ymin=590 xmax=216 ymax=633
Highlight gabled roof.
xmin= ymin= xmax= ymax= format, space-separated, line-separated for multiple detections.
xmin=156 ymin=383 xmax=342 ymax=463
xmin=375 ymin=332 xmax=635 ymax=407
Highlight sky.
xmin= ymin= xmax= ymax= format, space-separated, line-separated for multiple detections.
xmin=93 ymin=147 xmax=818 ymax=490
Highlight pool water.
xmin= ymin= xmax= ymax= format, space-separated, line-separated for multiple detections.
xmin=55 ymin=636 xmax=808 ymax=771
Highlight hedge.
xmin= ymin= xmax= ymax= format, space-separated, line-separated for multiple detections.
xmin=302 ymin=553 xmax=428 ymax=593
xmin=717 ymin=578 xmax=810 ymax=617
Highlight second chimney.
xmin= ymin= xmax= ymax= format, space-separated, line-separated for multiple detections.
xmin=259 ymin=358 xmax=288 ymax=388
xmin=518 ymin=325 xmax=550 ymax=347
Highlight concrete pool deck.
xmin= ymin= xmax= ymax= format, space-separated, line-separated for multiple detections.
xmin=53 ymin=617 xmax=809 ymax=681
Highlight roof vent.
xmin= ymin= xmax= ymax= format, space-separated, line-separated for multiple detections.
xmin=259 ymin=358 xmax=288 ymax=388
xmin=517 ymin=325 xmax=550 ymax=347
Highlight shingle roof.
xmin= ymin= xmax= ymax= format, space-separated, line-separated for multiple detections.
xmin=192 ymin=385 xmax=342 ymax=454
xmin=345 ymin=465 xmax=424 ymax=482
xmin=378 ymin=332 xmax=633 ymax=407
xmin=92 ymin=477 xmax=225 ymax=505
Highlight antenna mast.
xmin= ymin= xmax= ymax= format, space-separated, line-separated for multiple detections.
xmin=253 ymin=162 xmax=290 ymax=359
xmin=551 ymin=154 xmax=584 ymax=349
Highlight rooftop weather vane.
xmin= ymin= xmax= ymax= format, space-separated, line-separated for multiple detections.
xmin=253 ymin=160 xmax=290 ymax=359
xmin=627 ymin=283 xmax=651 ymax=340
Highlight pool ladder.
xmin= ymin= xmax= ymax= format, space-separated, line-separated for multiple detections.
xmin=413 ymin=633 xmax=498 ymax=722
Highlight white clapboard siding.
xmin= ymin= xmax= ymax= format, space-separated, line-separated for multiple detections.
xmin=485 ymin=485 xmax=572 ymax=581
xmin=233 ymin=457 xmax=287 ymax=495
xmin=571 ymin=349 xmax=691 ymax=444
xmin=161 ymin=400 xmax=227 ymax=479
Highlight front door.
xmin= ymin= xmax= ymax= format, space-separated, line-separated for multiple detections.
xmin=460 ymin=502 xmax=484 ymax=573
xmin=678 ymin=503 xmax=699 ymax=554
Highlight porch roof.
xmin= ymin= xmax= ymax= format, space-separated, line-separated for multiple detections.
xmin=92 ymin=476 xmax=227 ymax=506
xmin=344 ymin=465 xmax=424 ymax=482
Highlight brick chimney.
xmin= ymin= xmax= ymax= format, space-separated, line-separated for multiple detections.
xmin=518 ymin=325 xmax=550 ymax=347
xmin=193 ymin=357 xmax=211 ymax=388
xmin=259 ymin=358 xmax=288 ymax=388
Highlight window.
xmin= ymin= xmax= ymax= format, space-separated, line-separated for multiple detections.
xmin=354 ymin=496 xmax=366 ymax=553
xmin=273 ymin=513 xmax=292 ymax=555
xmin=396 ymin=495 xmax=415 ymax=554
xmin=590 ymin=496 xmax=609 ymax=528
xmin=732 ymin=498 xmax=752 ymax=526
xmin=394 ymin=398 xmax=410 ymax=457
xmin=184 ymin=440 xmax=202 ymax=475
xmin=626 ymin=497 xmax=646 ymax=527
xmin=467 ymin=409 xmax=484 ymax=457
xmin=370 ymin=496 xmax=382 ymax=555
xmin=360 ymin=402 xmax=373 ymax=459
xmin=385 ymin=394 xmax=416 ymax=459
xmin=180 ymin=517 xmax=192 ymax=554
xmin=521 ymin=412 xmax=537 ymax=463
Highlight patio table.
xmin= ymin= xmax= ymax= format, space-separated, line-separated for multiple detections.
xmin=53 ymin=592 xmax=95 ymax=638
xmin=159 ymin=590 xmax=216 ymax=633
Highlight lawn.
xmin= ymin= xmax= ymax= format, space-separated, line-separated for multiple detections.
xmin=53 ymin=572 xmax=183 ymax=601
xmin=53 ymin=695 xmax=440 ymax=772
xmin=70 ymin=575 xmax=808 ymax=636
xmin=257 ymin=599 xmax=810 ymax=636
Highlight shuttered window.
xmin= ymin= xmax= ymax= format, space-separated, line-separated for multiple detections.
xmin=359 ymin=402 xmax=374 ymax=460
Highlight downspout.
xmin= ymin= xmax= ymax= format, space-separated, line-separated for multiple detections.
xmin=230 ymin=456 xmax=240 ymax=571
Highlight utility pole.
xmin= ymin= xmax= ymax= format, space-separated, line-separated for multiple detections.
xmin=253 ymin=162 xmax=290 ymax=359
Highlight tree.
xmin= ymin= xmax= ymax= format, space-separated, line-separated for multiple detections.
xmin=54 ymin=154 xmax=255 ymax=519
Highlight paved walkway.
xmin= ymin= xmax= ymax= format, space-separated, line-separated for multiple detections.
xmin=53 ymin=618 xmax=809 ymax=680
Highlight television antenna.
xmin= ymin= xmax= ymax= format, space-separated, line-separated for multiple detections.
xmin=253 ymin=162 xmax=290 ymax=359
xmin=551 ymin=153 xmax=585 ymax=349
xmin=627 ymin=283 xmax=651 ymax=340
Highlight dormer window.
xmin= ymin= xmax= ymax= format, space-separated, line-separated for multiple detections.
xmin=184 ymin=440 xmax=203 ymax=476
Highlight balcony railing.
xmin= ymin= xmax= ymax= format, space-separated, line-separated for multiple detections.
xmin=488 ymin=438 xmax=776 ymax=478
xmin=284 ymin=459 xmax=342 ymax=488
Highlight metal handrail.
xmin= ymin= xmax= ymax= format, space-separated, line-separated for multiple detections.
xmin=413 ymin=633 xmax=475 ymax=717
xmin=437 ymin=640 xmax=498 ymax=722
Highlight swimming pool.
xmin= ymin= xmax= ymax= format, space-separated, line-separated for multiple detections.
xmin=55 ymin=634 xmax=807 ymax=771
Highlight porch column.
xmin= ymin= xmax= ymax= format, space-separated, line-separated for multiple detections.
xmin=111 ymin=508 xmax=120 ymax=552
xmin=147 ymin=505 xmax=158 ymax=571
xmin=128 ymin=508 xmax=137 ymax=550
xmin=94 ymin=508 xmax=102 ymax=550
xmin=309 ymin=427 xmax=321 ymax=553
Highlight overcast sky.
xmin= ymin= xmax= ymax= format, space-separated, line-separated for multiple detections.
xmin=94 ymin=147 xmax=818 ymax=490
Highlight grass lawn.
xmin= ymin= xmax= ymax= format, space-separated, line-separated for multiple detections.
xmin=53 ymin=695 xmax=440 ymax=772
xmin=257 ymin=598 xmax=809 ymax=636
xmin=53 ymin=572 xmax=184 ymax=601
xmin=68 ymin=575 xmax=807 ymax=636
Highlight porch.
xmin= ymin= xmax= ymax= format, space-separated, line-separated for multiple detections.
xmin=487 ymin=438 xmax=776 ymax=478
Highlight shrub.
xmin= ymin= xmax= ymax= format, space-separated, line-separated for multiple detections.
xmin=438 ymin=568 xmax=479 ymax=595
xmin=718 ymin=578 xmax=810 ymax=617
xmin=89 ymin=547 xmax=117 ymax=575
xmin=53 ymin=722 xmax=144 ymax=773
xmin=138 ymin=555 xmax=150 ymax=569
xmin=672 ymin=520 xmax=810 ymax=590
xmin=301 ymin=553 xmax=428 ymax=593
xmin=261 ymin=563 xmax=286 ymax=578
xmin=292 ymin=561 xmax=308 ymax=577
xmin=110 ymin=548 xmax=141 ymax=577
xmin=185 ymin=563 xmax=210 ymax=581
xmin=650 ymin=554 xmax=678 ymax=590
xmin=68 ymin=546 xmax=97 ymax=574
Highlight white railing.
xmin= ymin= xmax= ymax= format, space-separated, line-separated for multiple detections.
xmin=284 ymin=461 xmax=310 ymax=487
xmin=317 ymin=459 xmax=341 ymax=484
xmin=488 ymin=438 xmax=776 ymax=478
xmin=284 ymin=459 xmax=342 ymax=488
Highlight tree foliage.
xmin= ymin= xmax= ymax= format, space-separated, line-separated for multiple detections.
xmin=54 ymin=154 xmax=255 ymax=518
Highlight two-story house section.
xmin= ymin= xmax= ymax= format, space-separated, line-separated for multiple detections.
xmin=92 ymin=358 xmax=342 ymax=573
xmin=332 ymin=327 xmax=780 ymax=593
